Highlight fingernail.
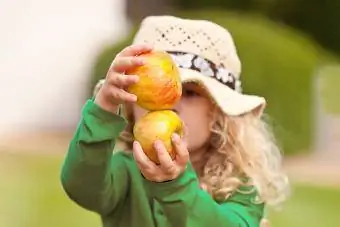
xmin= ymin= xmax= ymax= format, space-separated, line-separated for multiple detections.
xmin=131 ymin=95 xmax=137 ymax=102
xmin=138 ymin=59 xmax=146 ymax=65
xmin=132 ymin=75 xmax=139 ymax=82
xmin=154 ymin=140 xmax=161 ymax=148
xmin=154 ymin=140 xmax=164 ymax=150
xmin=172 ymin=133 xmax=180 ymax=141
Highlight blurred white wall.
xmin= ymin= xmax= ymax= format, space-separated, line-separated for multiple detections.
xmin=0 ymin=0 xmax=130 ymax=136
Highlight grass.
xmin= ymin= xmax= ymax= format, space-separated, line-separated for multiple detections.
xmin=0 ymin=152 xmax=100 ymax=227
xmin=0 ymin=151 xmax=339 ymax=227
xmin=268 ymin=184 xmax=340 ymax=227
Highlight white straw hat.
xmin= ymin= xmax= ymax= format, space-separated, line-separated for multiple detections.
xmin=131 ymin=15 xmax=266 ymax=117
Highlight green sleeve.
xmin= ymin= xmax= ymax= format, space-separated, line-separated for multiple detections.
xmin=60 ymin=99 xmax=129 ymax=215
xmin=144 ymin=164 xmax=264 ymax=227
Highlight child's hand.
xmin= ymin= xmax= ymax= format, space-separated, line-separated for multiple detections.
xmin=132 ymin=133 xmax=190 ymax=182
xmin=95 ymin=43 xmax=153 ymax=113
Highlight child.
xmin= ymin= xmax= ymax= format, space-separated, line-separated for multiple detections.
xmin=61 ymin=16 xmax=289 ymax=227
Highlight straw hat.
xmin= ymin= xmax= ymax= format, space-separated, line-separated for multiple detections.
xmin=131 ymin=15 xmax=266 ymax=117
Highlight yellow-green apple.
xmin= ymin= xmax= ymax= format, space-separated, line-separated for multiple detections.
xmin=126 ymin=50 xmax=182 ymax=111
xmin=133 ymin=110 xmax=184 ymax=164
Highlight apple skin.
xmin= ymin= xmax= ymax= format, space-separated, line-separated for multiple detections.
xmin=126 ymin=50 xmax=182 ymax=111
xmin=133 ymin=110 xmax=184 ymax=164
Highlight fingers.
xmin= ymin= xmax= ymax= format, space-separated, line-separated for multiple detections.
xmin=108 ymin=73 xmax=139 ymax=88
xmin=98 ymin=44 xmax=152 ymax=107
xmin=133 ymin=138 xmax=189 ymax=183
xmin=172 ymin=133 xmax=189 ymax=167
xmin=154 ymin=140 xmax=178 ymax=175
xmin=110 ymin=87 xmax=137 ymax=102
xmin=111 ymin=56 xmax=145 ymax=73
xmin=118 ymin=43 xmax=153 ymax=57
xmin=133 ymin=141 xmax=157 ymax=171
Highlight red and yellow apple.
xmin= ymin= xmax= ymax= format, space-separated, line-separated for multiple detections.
xmin=126 ymin=50 xmax=182 ymax=111
xmin=133 ymin=110 xmax=184 ymax=164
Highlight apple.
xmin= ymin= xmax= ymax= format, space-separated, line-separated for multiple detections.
xmin=133 ymin=110 xmax=184 ymax=164
xmin=126 ymin=50 xmax=182 ymax=111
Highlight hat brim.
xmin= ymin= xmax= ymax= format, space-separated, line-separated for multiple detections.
xmin=179 ymin=68 xmax=266 ymax=117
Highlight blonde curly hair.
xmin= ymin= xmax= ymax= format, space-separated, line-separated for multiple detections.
xmin=93 ymin=79 xmax=289 ymax=207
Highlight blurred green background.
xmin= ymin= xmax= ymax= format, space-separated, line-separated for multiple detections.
xmin=1 ymin=151 xmax=339 ymax=227
xmin=2 ymin=0 xmax=340 ymax=226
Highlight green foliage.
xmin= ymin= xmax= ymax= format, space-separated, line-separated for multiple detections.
xmin=0 ymin=152 xmax=100 ymax=227
xmin=317 ymin=65 xmax=340 ymax=114
xmin=174 ymin=0 xmax=340 ymax=56
xmin=279 ymin=0 xmax=340 ymax=57
xmin=268 ymin=183 xmax=340 ymax=227
xmin=89 ymin=10 xmax=331 ymax=155
xmin=174 ymin=0 xmax=281 ymax=14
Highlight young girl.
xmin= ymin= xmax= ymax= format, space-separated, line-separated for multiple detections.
xmin=61 ymin=16 xmax=289 ymax=227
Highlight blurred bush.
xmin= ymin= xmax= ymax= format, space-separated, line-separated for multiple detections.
xmin=317 ymin=65 xmax=340 ymax=115
xmin=174 ymin=0 xmax=340 ymax=57
xmin=89 ymin=10 xmax=333 ymax=156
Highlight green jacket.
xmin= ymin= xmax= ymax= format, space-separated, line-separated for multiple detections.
xmin=60 ymin=99 xmax=264 ymax=227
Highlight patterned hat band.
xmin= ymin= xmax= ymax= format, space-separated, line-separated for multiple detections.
xmin=167 ymin=51 xmax=242 ymax=92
